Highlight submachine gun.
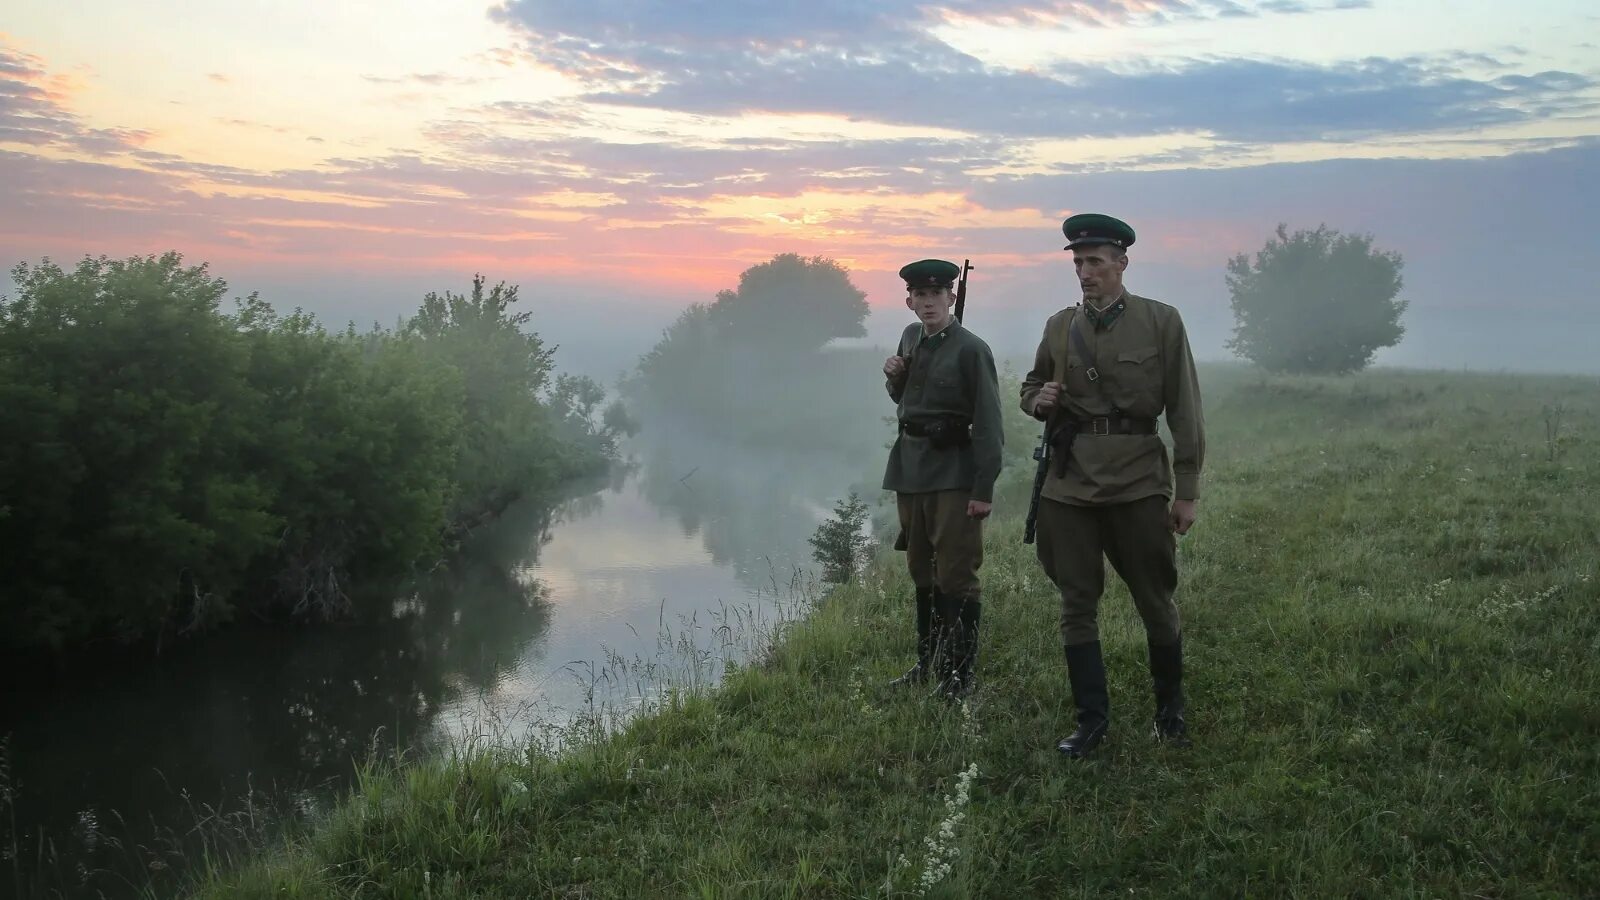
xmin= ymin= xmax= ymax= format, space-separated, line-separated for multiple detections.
xmin=1023 ymin=312 xmax=1088 ymax=544
xmin=1023 ymin=416 xmax=1082 ymax=544
xmin=1023 ymin=425 xmax=1051 ymax=545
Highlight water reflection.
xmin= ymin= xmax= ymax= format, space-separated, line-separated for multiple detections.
xmin=635 ymin=420 xmax=868 ymax=586
xmin=1 ymin=480 xmax=559 ymax=898
xmin=430 ymin=426 xmax=867 ymax=746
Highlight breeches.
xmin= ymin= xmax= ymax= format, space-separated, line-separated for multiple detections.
xmin=1035 ymin=495 xmax=1180 ymax=646
xmin=896 ymin=490 xmax=984 ymax=598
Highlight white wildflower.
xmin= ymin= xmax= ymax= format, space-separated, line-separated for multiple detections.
xmin=901 ymin=763 xmax=979 ymax=896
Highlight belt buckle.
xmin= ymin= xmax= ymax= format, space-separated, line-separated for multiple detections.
xmin=1091 ymin=416 xmax=1110 ymax=436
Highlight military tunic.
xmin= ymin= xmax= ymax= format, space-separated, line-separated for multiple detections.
xmin=1018 ymin=292 xmax=1205 ymax=646
xmin=1019 ymin=293 xmax=1205 ymax=505
xmin=884 ymin=320 xmax=1004 ymax=502
xmin=883 ymin=320 xmax=1004 ymax=598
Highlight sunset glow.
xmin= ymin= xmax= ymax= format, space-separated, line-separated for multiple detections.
xmin=3 ymin=1 xmax=1597 ymax=369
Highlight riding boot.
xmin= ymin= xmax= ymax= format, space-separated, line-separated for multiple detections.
xmin=1149 ymin=636 xmax=1190 ymax=746
xmin=940 ymin=596 xmax=982 ymax=699
xmin=1057 ymin=641 xmax=1109 ymax=758
xmin=888 ymin=588 xmax=936 ymax=687
xmin=932 ymin=588 xmax=961 ymax=690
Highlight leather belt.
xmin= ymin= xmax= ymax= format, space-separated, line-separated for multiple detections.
xmin=1074 ymin=416 xmax=1158 ymax=436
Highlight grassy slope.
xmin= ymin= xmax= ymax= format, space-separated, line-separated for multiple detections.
xmin=203 ymin=368 xmax=1599 ymax=899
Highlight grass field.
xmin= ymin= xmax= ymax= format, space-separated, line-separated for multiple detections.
xmin=198 ymin=366 xmax=1599 ymax=898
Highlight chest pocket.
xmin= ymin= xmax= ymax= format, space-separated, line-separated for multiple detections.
xmin=928 ymin=356 xmax=969 ymax=407
xmin=1115 ymin=345 xmax=1162 ymax=406
xmin=1117 ymin=346 xmax=1159 ymax=365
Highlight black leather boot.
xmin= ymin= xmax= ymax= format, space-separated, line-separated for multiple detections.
xmin=888 ymin=587 xmax=936 ymax=687
xmin=931 ymin=588 xmax=959 ymax=691
xmin=1057 ymin=641 xmax=1109 ymax=758
xmin=1149 ymin=636 xmax=1190 ymax=746
xmin=940 ymin=596 xmax=982 ymax=699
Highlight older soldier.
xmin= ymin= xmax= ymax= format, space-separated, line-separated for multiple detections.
xmin=1020 ymin=214 xmax=1205 ymax=757
xmin=883 ymin=259 xmax=1004 ymax=697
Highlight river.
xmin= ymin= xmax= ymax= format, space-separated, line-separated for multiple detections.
xmin=0 ymin=432 xmax=871 ymax=898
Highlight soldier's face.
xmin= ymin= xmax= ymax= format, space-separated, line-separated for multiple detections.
xmin=1073 ymin=245 xmax=1128 ymax=302
xmin=906 ymin=286 xmax=955 ymax=329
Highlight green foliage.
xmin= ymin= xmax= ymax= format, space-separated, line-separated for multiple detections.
xmin=1226 ymin=224 xmax=1407 ymax=374
xmin=547 ymin=372 xmax=635 ymax=457
xmin=234 ymin=306 xmax=463 ymax=620
xmin=405 ymin=276 xmax=575 ymax=527
xmin=808 ymin=492 xmax=874 ymax=584
xmin=0 ymin=254 xmax=274 ymax=647
xmin=0 ymin=256 xmax=616 ymax=653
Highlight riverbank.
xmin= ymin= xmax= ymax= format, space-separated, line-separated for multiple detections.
xmin=199 ymin=368 xmax=1598 ymax=897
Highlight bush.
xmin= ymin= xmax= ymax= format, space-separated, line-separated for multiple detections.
xmin=1226 ymin=224 xmax=1406 ymax=374
xmin=0 ymin=255 xmax=618 ymax=653
xmin=808 ymin=493 xmax=874 ymax=584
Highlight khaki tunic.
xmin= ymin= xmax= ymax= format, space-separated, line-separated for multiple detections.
xmin=1018 ymin=293 xmax=1205 ymax=504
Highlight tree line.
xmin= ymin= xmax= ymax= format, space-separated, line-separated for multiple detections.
xmin=0 ymin=226 xmax=1406 ymax=652
xmin=0 ymin=253 xmax=629 ymax=655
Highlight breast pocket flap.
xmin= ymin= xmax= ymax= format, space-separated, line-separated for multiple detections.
xmin=1117 ymin=346 xmax=1160 ymax=365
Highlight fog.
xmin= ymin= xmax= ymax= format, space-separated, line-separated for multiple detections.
xmin=176 ymin=249 xmax=1598 ymax=394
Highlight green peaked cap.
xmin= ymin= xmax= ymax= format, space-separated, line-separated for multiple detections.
xmin=1062 ymin=213 xmax=1136 ymax=251
xmin=898 ymin=258 xmax=961 ymax=288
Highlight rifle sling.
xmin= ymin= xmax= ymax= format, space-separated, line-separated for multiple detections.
xmin=1046 ymin=307 xmax=1105 ymax=404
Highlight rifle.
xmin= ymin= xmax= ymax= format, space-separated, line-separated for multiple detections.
xmin=953 ymin=258 xmax=973 ymax=322
xmin=1023 ymin=423 xmax=1050 ymax=545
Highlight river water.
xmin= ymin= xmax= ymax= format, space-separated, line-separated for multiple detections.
xmin=0 ymin=433 xmax=869 ymax=898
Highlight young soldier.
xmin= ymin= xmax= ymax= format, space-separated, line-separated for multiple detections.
xmin=882 ymin=259 xmax=1004 ymax=697
xmin=1019 ymin=214 xmax=1206 ymax=756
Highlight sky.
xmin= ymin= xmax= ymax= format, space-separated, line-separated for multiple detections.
xmin=3 ymin=0 xmax=1598 ymax=376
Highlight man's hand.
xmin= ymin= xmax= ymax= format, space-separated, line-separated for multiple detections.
xmin=1032 ymin=381 xmax=1064 ymax=418
xmin=1169 ymin=499 xmax=1197 ymax=535
xmin=967 ymin=500 xmax=992 ymax=519
xmin=884 ymin=356 xmax=908 ymax=381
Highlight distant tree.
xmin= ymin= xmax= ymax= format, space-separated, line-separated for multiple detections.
xmin=548 ymin=373 xmax=608 ymax=427
xmin=547 ymin=373 xmax=637 ymax=454
xmin=627 ymin=254 xmax=872 ymax=437
xmin=1226 ymin=224 xmax=1406 ymax=374
xmin=601 ymin=399 xmax=639 ymax=439
xmin=709 ymin=253 xmax=869 ymax=354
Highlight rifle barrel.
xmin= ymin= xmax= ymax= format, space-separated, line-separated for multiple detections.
xmin=953 ymin=258 xmax=973 ymax=323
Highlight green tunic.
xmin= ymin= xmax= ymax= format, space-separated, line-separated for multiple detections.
xmin=882 ymin=320 xmax=1005 ymax=503
xmin=1019 ymin=292 xmax=1206 ymax=505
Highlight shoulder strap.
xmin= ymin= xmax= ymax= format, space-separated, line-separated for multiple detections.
xmin=1047 ymin=309 xmax=1073 ymax=383
xmin=897 ymin=324 xmax=919 ymax=361
xmin=1068 ymin=313 xmax=1100 ymax=383
xmin=1048 ymin=308 xmax=1101 ymax=384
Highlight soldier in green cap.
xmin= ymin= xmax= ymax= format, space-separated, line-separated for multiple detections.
xmin=883 ymin=258 xmax=1004 ymax=697
xmin=1019 ymin=214 xmax=1206 ymax=756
